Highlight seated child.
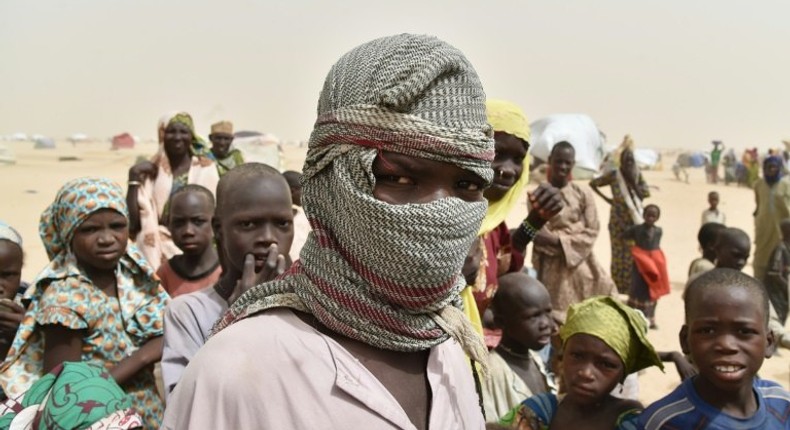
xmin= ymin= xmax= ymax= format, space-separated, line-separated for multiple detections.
xmin=500 ymin=296 xmax=664 ymax=429
xmin=208 ymin=120 xmax=244 ymax=176
xmin=700 ymin=191 xmax=726 ymax=225
xmin=624 ymin=204 xmax=670 ymax=329
xmin=639 ymin=268 xmax=789 ymax=429
xmin=156 ymin=185 xmax=221 ymax=297
xmin=461 ymin=236 xmax=484 ymax=336
xmin=483 ymin=272 xmax=556 ymax=422
xmin=0 ymin=177 xmax=169 ymax=428
xmin=687 ymin=222 xmax=726 ymax=281
xmin=765 ymin=218 xmax=790 ymax=325
xmin=161 ymin=163 xmax=294 ymax=398
xmin=0 ymin=222 xmax=27 ymax=364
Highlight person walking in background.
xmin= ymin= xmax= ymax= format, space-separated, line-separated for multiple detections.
xmin=753 ymin=154 xmax=790 ymax=282
xmin=590 ymin=135 xmax=651 ymax=294
xmin=709 ymin=140 xmax=722 ymax=183
xmin=765 ymin=218 xmax=790 ymax=325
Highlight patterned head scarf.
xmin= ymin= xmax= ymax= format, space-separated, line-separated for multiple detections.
xmin=165 ymin=112 xmax=210 ymax=157
xmin=763 ymin=155 xmax=784 ymax=185
xmin=39 ymin=178 xmax=128 ymax=261
xmin=0 ymin=221 xmax=22 ymax=247
xmin=216 ymin=34 xmax=495 ymax=366
xmin=479 ymin=99 xmax=531 ymax=235
xmin=0 ymin=362 xmax=143 ymax=430
xmin=559 ymin=296 xmax=664 ymax=375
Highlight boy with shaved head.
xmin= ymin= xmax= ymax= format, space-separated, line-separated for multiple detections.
xmin=640 ymin=269 xmax=789 ymax=429
xmin=483 ymin=272 xmax=556 ymax=421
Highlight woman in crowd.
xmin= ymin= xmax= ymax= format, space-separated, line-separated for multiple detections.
xmin=590 ymin=135 xmax=650 ymax=294
xmin=127 ymin=112 xmax=219 ymax=269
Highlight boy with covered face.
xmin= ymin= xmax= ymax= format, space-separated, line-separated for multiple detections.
xmin=163 ymin=34 xmax=560 ymax=429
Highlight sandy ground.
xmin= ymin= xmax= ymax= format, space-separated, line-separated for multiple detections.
xmin=0 ymin=141 xmax=787 ymax=405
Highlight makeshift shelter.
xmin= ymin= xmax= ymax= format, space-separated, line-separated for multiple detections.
xmin=111 ymin=133 xmax=135 ymax=149
xmin=69 ymin=133 xmax=88 ymax=143
xmin=233 ymin=133 xmax=284 ymax=171
xmin=530 ymin=114 xmax=607 ymax=179
xmin=34 ymin=137 xmax=55 ymax=149
xmin=634 ymin=148 xmax=661 ymax=170
xmin=676 ymin=152 xmax=709 ymax=168
xmin=0 ymin=144 xmax=15 ymax=165
xmin=234 ymin=130 xmax=262 ymax=138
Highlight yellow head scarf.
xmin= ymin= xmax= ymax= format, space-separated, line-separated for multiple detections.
xmin=560 ymin=296 xmax=664 ymax=375
xmin=479 ymin=99 xmax=531 ymax=235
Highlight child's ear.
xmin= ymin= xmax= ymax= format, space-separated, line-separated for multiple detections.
xmin=765 ymin=329 xmax=777 ymax=358
xmin=679 ymin=325 xmax=690 ymax=355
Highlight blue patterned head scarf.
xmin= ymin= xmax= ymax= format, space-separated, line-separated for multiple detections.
xmin=39 ymin=177 xmax=128 ymax=261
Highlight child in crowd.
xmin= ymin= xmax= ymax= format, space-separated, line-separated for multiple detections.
xmin=639 ymin=268 xmax=789 ymax=429
xmin=156 ymin=185 xmax=221 ymax=297
xmin=483 ymin=272 xmax=556 ymax=422
xmin=712 ymin=227 xmax=790 ymax=350
xmin=0 ymin=222 xmax=28 ymax=400
xmin=624 ymin=204 xmax=670 ymax=329
xmin=161 ymin=163 xmax=294 ymax=398
xmin=687 ymin=222 xmax=727 ymax=281
xmin=208 ymin=120 xmax=244 ymax=176
xmin=0 ymin=177 xmax=169 ymax=428
xmin=282 ymin=170 xmax=310 ymax=263
xmin=500 ymin=296 xmax=664 ymax=429
xmin=765 ymin=218 xmax=790 ymax=325
xmin=700 ymin=191 xmax=726 ymax=225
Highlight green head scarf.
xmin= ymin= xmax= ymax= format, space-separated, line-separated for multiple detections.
xmin=560 ymin=296 xmax=664 ymax=375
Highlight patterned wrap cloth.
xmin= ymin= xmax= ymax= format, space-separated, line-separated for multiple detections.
xmin=214 ymin=34 xmax=495 ymax=367
xmin=560 ymin=296 xmax=664 ymax=375
xmin=0 ymin=221 xmax=23 ymax=246
xmin=0 ymin=362 xmax=143 ymax=430
xmin=0 ymin=177 xmax=167 ymax=428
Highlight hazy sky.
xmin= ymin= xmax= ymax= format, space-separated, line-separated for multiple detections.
xmin=1 ymin=0 xmax=788 ymax=150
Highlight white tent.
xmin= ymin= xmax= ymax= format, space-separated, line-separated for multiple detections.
xmin=529 ymin=114 xmax=607 ymax=179
xmin=233 ymin=133 xmax=284 ymax=171
xmin=0 ymin=143 xmax=15 ymax=165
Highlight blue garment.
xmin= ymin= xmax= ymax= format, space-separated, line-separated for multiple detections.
xmin=639 ymin=377 xmax=790 ymax=429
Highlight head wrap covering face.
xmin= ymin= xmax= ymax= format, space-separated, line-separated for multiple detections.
xmin=479 ymin=99 xmax=530 ymax=235
xmin=0 ymin=362 xmax=143 ymax=430
xmin=763 ymin=155 xmax=784 ymax=185
xmin=39 ymin=178 xmax=128 ymax=261
xmin=0 ymin=221 xmax=23 ymax=247
xmin=559 ymin=296 xmax=664 ymax=375
xmin=165 ymin=112 xmax=210 ymax=157
xmin=216 ymin=34 xmax=494 ymax=366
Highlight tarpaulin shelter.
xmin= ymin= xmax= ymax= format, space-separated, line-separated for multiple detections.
xmin=111 ymin=133 xmax=135 ymax=149
xmin=530 ymin=114 xmax=607 ymax=179
xmin=34 ymin=137 xmax=55 ymax=149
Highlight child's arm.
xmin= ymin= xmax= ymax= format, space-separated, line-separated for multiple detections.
xmin=621 ymin=225 xmax=637 ymax=241
xmin=42 ymin=324 xmax=86 ymax=372
xmin=109 ymin=336 xmax=163 ymax=385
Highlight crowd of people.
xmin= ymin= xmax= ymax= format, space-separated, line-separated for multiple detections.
xmin=0 ymin=34 xmax=788 ymax=429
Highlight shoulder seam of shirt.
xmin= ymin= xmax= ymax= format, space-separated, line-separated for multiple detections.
xmin=643 ymin=398 xmax=695 ymax=430
xmin=759 ymin=385 xmax=790 ymax=402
